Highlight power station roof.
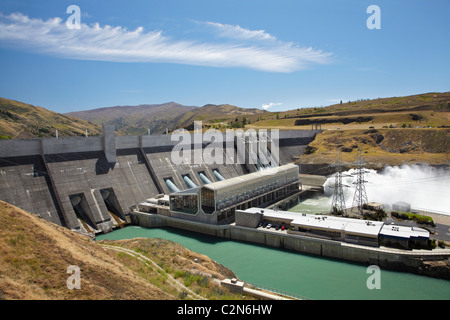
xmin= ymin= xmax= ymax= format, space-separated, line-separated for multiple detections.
xmin=203 ymin=164 xmax=298 ymax=191
xmin=242 ymin=208 xmax=384 ymax=237
xmin=379 ymin=225 xmax=429 ymax=239
xmin=242 ymin=207 xmax=430 ymax=241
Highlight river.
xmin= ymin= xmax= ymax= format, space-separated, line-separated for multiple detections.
xmin=96 ymin=225 xmax=450 ymax=300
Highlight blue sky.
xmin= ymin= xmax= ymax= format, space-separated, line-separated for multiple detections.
xmin=0 ymin=0 xmax=449 ymax=113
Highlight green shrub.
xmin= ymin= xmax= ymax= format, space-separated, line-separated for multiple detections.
xmin=174 ymin=270 xmax=186 ymax=278
xmin=391 ymin=211 xmax=435 ymax=226
xmin=178 ymin=291 xmax=188 ymax=299
xmin=429 ymin=239 xmax=437 ymax=249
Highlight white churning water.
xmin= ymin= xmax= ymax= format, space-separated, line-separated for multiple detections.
xmin=294 ymin=165 xmax=450 ymax=215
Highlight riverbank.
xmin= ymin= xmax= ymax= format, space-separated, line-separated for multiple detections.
xmin=130 ymin=211 xmax=450 ymax=280
xmin=0 ymin=201 xmax=257 ymax=300
xmin=96 ymin=225 xmax=450 ymax=300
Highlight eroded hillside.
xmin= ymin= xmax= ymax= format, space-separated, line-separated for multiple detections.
xmin=0 ymin=201 xmax=243 ymax=300
xmin=297 ymin=128 xmax=450 ymax=170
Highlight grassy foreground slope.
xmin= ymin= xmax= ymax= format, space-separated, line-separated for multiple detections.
xmin=0 ymin=201 xmax=243 ymax=300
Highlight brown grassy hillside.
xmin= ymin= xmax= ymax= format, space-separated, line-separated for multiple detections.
xmin=0 ymin=201 xmax=243 ymax=300
xmin=296 ymin=128 xmax=450 ymax=169
xmin=244 ymin=92 xmax=449 ymax=168
xmin=0 ymin=98 xmax=103 ymax=139
xmin=174 ymin=104 xmax=266 ymax=130
xmin=0 ymin=200 xmax=172 ymax=300
xmin=248 ymin=92 xmax=450 ymax=130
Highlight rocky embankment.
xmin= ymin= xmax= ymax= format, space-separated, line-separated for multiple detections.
xmin=296 ymin=128 xmax=450 ymax=175
xmin=380 ymin=255 xmax=450 ymax=280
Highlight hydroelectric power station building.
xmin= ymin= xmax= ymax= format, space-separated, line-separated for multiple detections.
xmin=137 ymin=160 xmax=430 ymax=250
xmin=165 ymin=164 xmax=300 ymax=224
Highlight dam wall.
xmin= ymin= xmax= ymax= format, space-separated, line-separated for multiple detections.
xmin=132 ymin=211 xmax=450 ymax=278
xmin=0 ymin=126 xmax=320 ymax=234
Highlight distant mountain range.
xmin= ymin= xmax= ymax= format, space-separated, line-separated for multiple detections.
xmin=0 ymin=98 xmax=266 ymax=139
xmin=66 ymin=102 xmax=195 ymax=135
xmin=66 ymin=102 xmax=266 ymax=135
xmin=1 ymin=91 xmax=447 ymax=139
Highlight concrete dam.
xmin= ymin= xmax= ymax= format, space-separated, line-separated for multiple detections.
xmin=0 ymin=126 xmax=320 ymax=234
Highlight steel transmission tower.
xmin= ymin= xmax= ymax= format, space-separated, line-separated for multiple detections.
xmin=330 ymin=151 xmax=348 ymax=215
xmin=352 ymin=148 xmax=368 ymax=214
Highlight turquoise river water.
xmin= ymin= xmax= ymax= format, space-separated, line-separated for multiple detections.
xmin=96 ymin=225 xmax=450 ymax=300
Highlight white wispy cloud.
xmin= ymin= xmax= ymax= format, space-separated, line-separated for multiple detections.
xmin=262 ymin=102 xmax=283 ymax=110
xmin=0 ymin=13 xmax=332 ymax=73
xmin=205 ymin=21 xmax=276 ymax=42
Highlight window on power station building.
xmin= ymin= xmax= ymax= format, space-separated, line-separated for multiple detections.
xmin=201 ymin=188 xmax=215 ymax=214
xmin=170 ymin=195 xmax=198 ymax=215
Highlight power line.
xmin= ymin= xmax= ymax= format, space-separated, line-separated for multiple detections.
xmin=367 ymin=176 xmax=450 ymax=186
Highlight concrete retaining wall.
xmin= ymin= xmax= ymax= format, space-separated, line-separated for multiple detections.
xmin=42 ymin=137 xmax=103 ymax=155
xmin=131 ymin=211 xmax=230 ymax=238
xmin=235 ymin=210 xmax=262 ymax=228
xmin=131 ymin=211 xmax=450 ymax=277
xmin=0 ymin=139 xmax=41 ymax=157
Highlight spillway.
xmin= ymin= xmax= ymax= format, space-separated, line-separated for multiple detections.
xmin=165 ymin=178 xmax=181 ymax=193
xmin=183 ymin=175 xmax=198 ymax=188
xmin=213 ymin=169 xmax=225 ymax=181
xmin=198 ymin=172 xmax=212 ymax=184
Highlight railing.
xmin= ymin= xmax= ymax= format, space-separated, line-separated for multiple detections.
xmin=244 ymin=281 xmax=313 ymax=300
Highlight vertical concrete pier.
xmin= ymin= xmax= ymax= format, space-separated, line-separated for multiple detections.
xmin=102 ymin=124 xmax=117 ymax=164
